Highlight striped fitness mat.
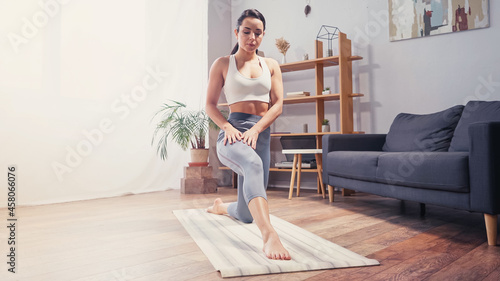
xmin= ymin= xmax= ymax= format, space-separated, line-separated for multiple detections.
xmin=173 ymin=209 xmax=379 ymax=278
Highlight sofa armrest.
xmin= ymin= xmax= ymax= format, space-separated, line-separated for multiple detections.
xmin=322 ymin=134 xmax=386 ymax=185
xmin=469 ymin=121 xmax=500 ymax=214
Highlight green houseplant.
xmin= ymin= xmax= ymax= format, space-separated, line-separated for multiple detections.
xmin=151 ymin=100 xmax=218 ymax=163
xmin=322 ymin=118 xmax=330 ymax=132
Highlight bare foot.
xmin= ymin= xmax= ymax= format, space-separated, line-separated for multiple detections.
xmin=263 ymin=231 xmax=291 ymax=260
xmin=207 ymin=198 xmax=227 ymax=215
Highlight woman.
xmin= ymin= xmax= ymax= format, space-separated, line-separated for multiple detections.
xmin=205 ymin=9 xmax=291 ymax=261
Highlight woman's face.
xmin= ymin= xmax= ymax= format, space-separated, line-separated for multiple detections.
xmin=235 ymin=17 xmax=264 ymax=53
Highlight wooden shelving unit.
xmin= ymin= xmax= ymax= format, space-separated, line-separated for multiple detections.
xmin=277 ymin=32 xmax=363 ymax=146
xmin=266 ymin=32 xmax=363 ymax=193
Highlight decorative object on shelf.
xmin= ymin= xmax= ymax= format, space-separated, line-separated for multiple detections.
xmin=389 ymin=0 xmax=490 ymax=41
xmin=322 ymin=119 xmax=330 ymax=132
xmin=303 ymin=53 xmax=309 ymax=60
xmin=322 ymin=87 xmax=331 ymax=95
xmin=304 ymin=0 xmax=311 ymax=17
xmin=316 ymin=25 xmax=339 ymax=58
xmin=286 ymin=91 xmax=310 ymax=98
xmin=275 ymin=37 xmax=290 ymax=64
xmin=151 ymin=100 xmax=219 ymax=164
xmin=303 ymin=124 xmax=308 ymax=133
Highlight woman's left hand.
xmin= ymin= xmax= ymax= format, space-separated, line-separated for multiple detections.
xmin=242 ymin=128 xmax=259 ymax=149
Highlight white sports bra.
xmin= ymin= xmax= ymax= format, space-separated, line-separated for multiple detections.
xmin=223 ymin=55 xmax=271 ymax=105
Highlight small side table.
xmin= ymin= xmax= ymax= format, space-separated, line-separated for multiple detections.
xmin=282 ymin=149 xmax=325 ymax=200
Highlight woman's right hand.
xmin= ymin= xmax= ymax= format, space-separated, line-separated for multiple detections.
xmin=223 ymin=125 xmax=243 ymax=145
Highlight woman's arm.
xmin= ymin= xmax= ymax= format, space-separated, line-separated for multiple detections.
xmin=205 ymin=57 xmax=243 ymax=145
xmin=242 ymin=58 xmax=284 ymax=149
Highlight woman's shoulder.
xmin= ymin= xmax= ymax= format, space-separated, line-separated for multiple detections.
xmin=261 ymin=57 xmax=280 ymax=74
xmin=262 ymin=57 xmax=279 ymax=68
xmin=210 ymin=55 xmax=230 ymax=73
xmin=213 ymin=55 xmax=230 ymax=66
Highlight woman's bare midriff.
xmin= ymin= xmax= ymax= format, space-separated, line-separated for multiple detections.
xmin=229 ymin=101 xmax=269 ymax=116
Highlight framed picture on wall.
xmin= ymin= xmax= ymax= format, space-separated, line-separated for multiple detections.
xmin=389 ymin=0 xmax=490 ymax=41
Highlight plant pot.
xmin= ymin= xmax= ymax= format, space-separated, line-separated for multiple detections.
xmin=190 ymin=148 xmax=209 ymax=164
xmin=322 ymin=125 xmax=330 ymax=132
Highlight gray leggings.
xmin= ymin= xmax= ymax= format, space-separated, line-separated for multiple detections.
xmin=217 ymin=112 xmax=271 ymax=223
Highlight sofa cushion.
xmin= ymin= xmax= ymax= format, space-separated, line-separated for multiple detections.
xmin=383 ymin=105 xmax=464 ymax=152
xmin=326 ymin=151 xmax=383 ymax=182
xmin=375 ymin=152 xmax=470 ymax=192
xmin=449 ymin=100 xmax=500 ymax=152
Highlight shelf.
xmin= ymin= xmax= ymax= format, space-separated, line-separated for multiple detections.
xmin=217 ymin=93 xmax=364 ymax=107
xmin=283 ymin=93 xmax=363 ymax=104
xmin=280 ymin=55 xmax=363 ymax=73
xmin=220 ymin=166 xmax=319 ymax=173
xmin=271 ymin=131 xmax=365 ymax=137
xmin=269 ymin=168 xmax=319 ymax=172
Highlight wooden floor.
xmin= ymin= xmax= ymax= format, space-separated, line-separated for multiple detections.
xmin=1 ymin=187 xmax=499 ymax=280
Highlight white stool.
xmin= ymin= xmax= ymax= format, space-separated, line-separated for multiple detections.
xmin=282 ymin=149 xmax=325 ymax=200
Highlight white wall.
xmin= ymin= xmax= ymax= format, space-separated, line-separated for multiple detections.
xmin=208 ymin=0 xmax=234 ymax=186
xmin=223 ymin=0 xmax=500 ymax=189
xmin=0 ymin=0 xmax=208 ymax=205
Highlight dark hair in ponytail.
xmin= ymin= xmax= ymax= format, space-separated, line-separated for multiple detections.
xmin=231 ymin=9 xmax=266 ymax=55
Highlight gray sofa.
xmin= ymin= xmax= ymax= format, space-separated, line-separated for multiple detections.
xmin=322 ymin=100 xmax=500 ymax=245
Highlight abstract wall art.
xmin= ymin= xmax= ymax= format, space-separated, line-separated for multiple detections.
xmin=389 ymin=0 xmax=490 ymax=41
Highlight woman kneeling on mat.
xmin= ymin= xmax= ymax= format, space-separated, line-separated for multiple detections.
xmin=205 ymin=9 xmax=291 ymax=261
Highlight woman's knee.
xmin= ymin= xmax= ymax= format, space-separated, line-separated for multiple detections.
xmin=239 ymin=214 xmax=254 ymax=224
xmin=218 ymin=142 xmax=262 ymax=171
xmin=227 ymin=202 xmax=254 ymax=223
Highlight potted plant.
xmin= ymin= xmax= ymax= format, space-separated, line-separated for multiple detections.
xmin=322 ymin=87 xmax=331 ymax=95
xmin=322 ymin=119 xmax=330 ymax=132
xmin=151 ymin=100 xmax=218 ymax=166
